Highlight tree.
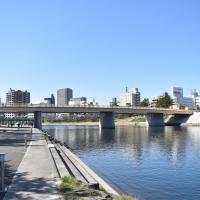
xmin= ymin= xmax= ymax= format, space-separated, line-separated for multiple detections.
xmin=156 ymin=92 xmax=173 ymax=108
xmin=140 ymin=98 xmax=149 ymax=107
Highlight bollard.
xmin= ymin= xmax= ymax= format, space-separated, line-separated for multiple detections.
xmin=30 ymin=127 xmax=32 ymax=138
xmin=24 ymin=134 xmax=27 ymax=148
xmin=0 ymin=153 xmax=5 ymax=192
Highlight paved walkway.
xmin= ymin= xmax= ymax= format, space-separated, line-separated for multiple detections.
xmin=4 ymin=128 xmax=61 ymax=200
xmin=0 ymin=128 xmax=31 ymax=200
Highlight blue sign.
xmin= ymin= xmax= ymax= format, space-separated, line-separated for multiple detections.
xmin=0 ymin=154 xmax=5 ymax=162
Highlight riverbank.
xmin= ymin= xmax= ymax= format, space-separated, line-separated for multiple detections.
xmin=43 ymin=117 xmax=148 ymax=127
xmin=44 ymin=131 xmax=137 ymax=200
xmin=43 ymin=124 xmax=200 ymax=200
xmin=44 ymin=113 xmax=200 ymax=127
xmin=3 ymin=128 xmax=134 ymax=200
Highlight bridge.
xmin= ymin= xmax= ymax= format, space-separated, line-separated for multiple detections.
xmin=0 ymin=105 xmax=194 ymax=129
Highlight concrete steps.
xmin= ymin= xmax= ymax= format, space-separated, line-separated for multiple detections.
xmin=43 ymin=131 xmax=119 ymax=195
xmin=45 ymin=133 xmax=99 ymax=187
xmin=57 ymin=144 xmax=119 ymax=196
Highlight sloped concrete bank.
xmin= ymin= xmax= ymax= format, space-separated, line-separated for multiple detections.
xmin=42 ymin=130 xmax=122 ymax=200
xmin=166 ymin=112 xmax=200 ymax=126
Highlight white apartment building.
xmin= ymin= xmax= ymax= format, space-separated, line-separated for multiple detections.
xmin=69 ymin=97 xmax=87 ymax=106
xmin=119 ymin=88 xmax=141 ymax=107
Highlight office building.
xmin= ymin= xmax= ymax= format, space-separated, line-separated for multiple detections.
xmin=119 ymin=88 xmax=141 ymax=107
xmin=171 ymin=87 xmax=195 ymax=109
xmin=57 ymin=88 xmax=73 ymax=106
xmin=171 ymin=87 xmax=183 ymax=102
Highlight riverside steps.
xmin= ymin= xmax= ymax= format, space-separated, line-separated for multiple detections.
xmin=4 ymin=128 xmax=61 ymax=200
xmin=43 ymin=131 xmax=119 ymax=196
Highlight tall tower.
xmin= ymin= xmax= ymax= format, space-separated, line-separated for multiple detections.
xmin=57 ymin=88 xmax=73 ymax=106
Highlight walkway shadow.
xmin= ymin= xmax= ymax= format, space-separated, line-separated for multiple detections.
xmin=3 ymin=171 xmax=59 ymax=200
xmin=0 ymin=162 xmax=22 ymax=200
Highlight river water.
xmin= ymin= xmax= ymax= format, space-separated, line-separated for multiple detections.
xmin=43 ymin=125 xmax=200 ymax=200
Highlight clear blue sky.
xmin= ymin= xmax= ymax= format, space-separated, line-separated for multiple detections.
xmin=0 ymin=0 xmax=200 ymax=104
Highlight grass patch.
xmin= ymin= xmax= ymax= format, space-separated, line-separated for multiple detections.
xmin=45 ymin=118 xmax=98 ymax=123
xmin=60 ymin=176 xmax=86 ymax=191
xmin=60 ymin=176 xmax=138 ymax=200
xmin=131 ymin=116 xmax=146 ymax=122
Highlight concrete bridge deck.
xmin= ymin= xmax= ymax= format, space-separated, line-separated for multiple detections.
xmin=0 ymin=105 xmax=194 ymax=128
xmin=0 ymin=105 xmax=193 ymax=115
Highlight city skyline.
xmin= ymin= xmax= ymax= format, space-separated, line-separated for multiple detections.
xmin=0 ymin=1 xmax=200 ymax=103
xmin=0 ymin=86 xmax=198 ymax=106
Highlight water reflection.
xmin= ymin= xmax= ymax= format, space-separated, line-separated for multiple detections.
xmin=100 ymin=128 xmax=116 ymax=143
xmin=44 ymin=125 xmax=200 ymax=200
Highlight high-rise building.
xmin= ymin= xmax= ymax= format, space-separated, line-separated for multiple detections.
xmin=171 ymin=87 xmax=183 ymax=102
xmin=5 ymin=89 xmax=30 ymax=118
xmin=119 ymin=88 xmax=141 ymax=107
xmin=6 ymin=89 xmax=30 ymax=105
xmin=57 ymin=88 xmax=73 ymax=106
xmin=171 ymin=87 xmax=195 ymax=109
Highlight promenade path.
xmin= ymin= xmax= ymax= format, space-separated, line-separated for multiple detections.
xmin=4 ymin=128 xmax=61 ymax=200
xmin=0 ymin=128 xmax=27 ymax=200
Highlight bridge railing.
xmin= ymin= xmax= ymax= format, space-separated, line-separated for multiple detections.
xmin=0 ymin=104 xmax=194 ymax=112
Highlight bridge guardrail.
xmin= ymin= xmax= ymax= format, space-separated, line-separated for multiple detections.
xmin=0 ymin=104 xmax=194 ymax=113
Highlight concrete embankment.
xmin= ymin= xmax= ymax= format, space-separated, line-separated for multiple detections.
xmin=166 ymin=112 xmax=200 ymax=126
xmin=3 ymin=128 xmax=119 ymax=200
xmin=43 ymin=131 xmax=119 ymax=196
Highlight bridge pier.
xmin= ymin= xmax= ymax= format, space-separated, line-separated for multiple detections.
xmin=34 ymin=111 xmax=42 ymax=129
xmin=99 ymin=112 xmax=115 ymax=129
xmin=146 ymin=113 xmax=164 ymax=127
